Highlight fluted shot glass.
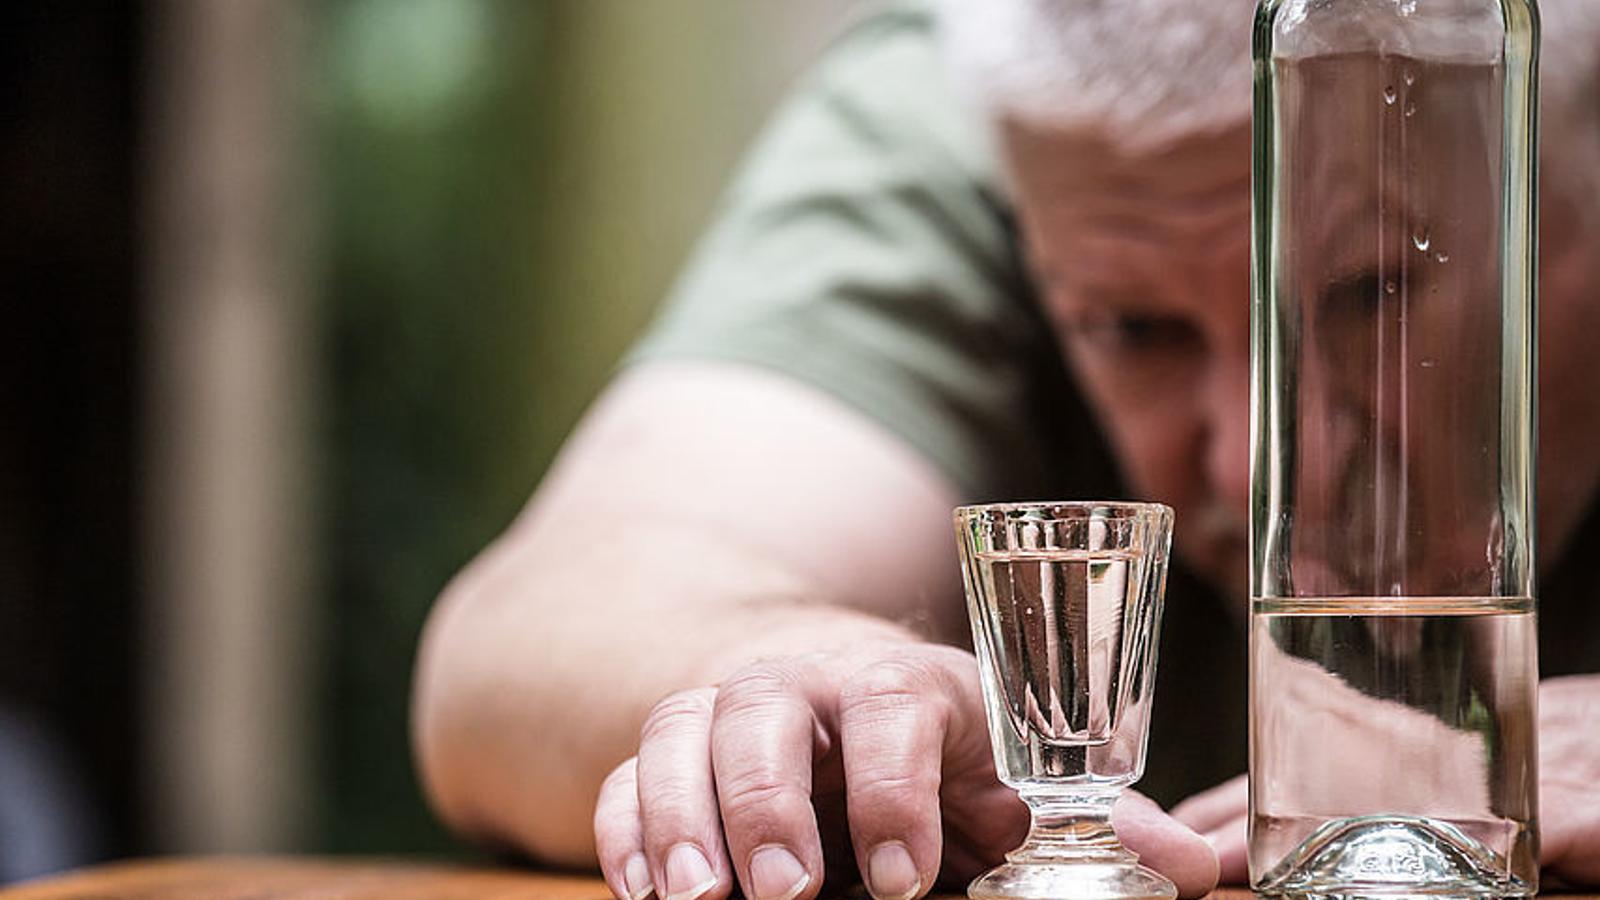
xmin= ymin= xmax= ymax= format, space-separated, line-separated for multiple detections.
xmin=955 ymin=501 xmax=1176 ymax=900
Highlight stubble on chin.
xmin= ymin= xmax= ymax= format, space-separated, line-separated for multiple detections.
xmin=1178 ymin=502 xmax=1250 ymax=618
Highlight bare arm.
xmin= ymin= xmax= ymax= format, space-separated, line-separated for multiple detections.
xmin=413 ymin=361 xmax=1218 ymax=899
xmin=411 ymin=361 xmax=966 ymax=864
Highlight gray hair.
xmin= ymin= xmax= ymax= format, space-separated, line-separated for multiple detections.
xmin=937 ymin=0 xmax=1254 ymax=150
xmin=938 ymin=0 xmax=1600 ymax=197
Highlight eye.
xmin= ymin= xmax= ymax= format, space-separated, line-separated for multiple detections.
xmin=1321 ymin=270 xmax=1387 ymax=313
xmin=1069 ymin=313 xmax=1202 ymax=356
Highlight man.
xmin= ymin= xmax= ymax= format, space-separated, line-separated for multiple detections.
xmin=412 ymin=1 xmax=1600 ymax=898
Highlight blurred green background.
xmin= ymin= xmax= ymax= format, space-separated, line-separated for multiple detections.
xmin=307 ymin=0 xmax=860 ymax=855
xmin=0 ymin=0 xmax=859 ymax=876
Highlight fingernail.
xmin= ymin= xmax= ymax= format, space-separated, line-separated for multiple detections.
xmin=748 ymin=845 xmax=810 ymax=900
xmin=866 ymin=842 xmax=921 ymax=900
xmin=624 ymin=852 xmax=654 ymax=900
xmin=662 ymin=843 xmax=717 ymax=900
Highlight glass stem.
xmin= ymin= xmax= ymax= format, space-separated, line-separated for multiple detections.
xmin=1009 ymin=790 xmax=1135 ymax=865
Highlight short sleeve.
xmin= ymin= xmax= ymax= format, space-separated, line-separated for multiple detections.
xmin=626 ymin=2 xmax=1121 ymax=503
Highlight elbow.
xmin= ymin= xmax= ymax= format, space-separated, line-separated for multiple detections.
xmin=411 ymin=571 xmax=487 ymax=847
xmin=410 ymin=563 xmax=599 ymax=868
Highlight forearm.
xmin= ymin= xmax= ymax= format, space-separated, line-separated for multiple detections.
xmin=413 ymin=363 xmax=967 ymax=865
xmin=411 ymin=515 xmax=927 ymax=866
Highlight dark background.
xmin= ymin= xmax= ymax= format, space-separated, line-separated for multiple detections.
xmin=1 ymin=3 xmax=142 ymax=861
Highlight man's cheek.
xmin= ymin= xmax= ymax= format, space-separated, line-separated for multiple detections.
xmin=1114 ymin=419 xmax=1202 ymax=499
xmin=1064 ymin=351 xmax=1206 ymax=497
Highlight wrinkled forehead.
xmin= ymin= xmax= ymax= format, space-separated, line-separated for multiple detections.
xmin=997 ymin=117 xmax=1254 ymax=275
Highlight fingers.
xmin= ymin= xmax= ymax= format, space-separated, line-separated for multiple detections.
xmin=613 ymin=646 xmax=1238 ymax=900
xmin=1112 ymin=791 xmax=1219 ymax=899
xmin=1168 ymin=774 xmax=1249 ymax=886
xmin=710 ymin=661 xmax=826 ymax=900
xmin=1206 ymin=815 xmax=1249 ymax=885
xmin=635 ymin=687 xmax=734 ymax=900
xmin=1538 ymin=781 xmax=1600 ymax=884
xmin=595 ymin=758 xmax=655 ymax=900
xmin=837 ymin=655 xmax=961 ymax=900
xmin=1169 ymin=772 xmax=1247 ymax=835
xmin=1538 ymin=674 xmax=1600 ymax=885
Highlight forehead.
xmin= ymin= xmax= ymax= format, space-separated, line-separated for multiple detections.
xmin=999 ymin=120 xmax=1254 ymax=284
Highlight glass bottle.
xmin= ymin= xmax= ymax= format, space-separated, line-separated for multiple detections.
xmin=1249 ymin=0 xmax=1540 ymax=895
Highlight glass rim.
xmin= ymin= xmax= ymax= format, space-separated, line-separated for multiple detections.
xmin=952 ymin=499 xmax=1173 ymax=522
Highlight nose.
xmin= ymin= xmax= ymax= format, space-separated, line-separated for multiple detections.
xmin=1205 ymin=345 xmax=1252 ymax=515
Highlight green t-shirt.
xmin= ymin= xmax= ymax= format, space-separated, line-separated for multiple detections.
xmin=629 ymin=3 xmax=1117 ymax=505
xmin=628 ymin=2 xmax=1599 ymax=806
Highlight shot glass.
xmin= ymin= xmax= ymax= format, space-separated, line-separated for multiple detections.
xmin=954 ymin=501 xmax=1176 ymax=900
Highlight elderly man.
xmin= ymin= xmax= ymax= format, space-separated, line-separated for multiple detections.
xmin=412 ymin=1 xmax=1600 ymax=898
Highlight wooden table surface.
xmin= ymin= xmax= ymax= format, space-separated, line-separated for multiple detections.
xmin=6 ymin=858 xmax=1595 ymax=900
xmin=0 ymin=857 xmax=1265 ymax=900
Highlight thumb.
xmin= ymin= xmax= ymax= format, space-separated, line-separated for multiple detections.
xmin=1112 ymin=790 xmax=1220 ymax=899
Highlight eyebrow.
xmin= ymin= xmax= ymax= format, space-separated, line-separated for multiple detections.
xmin=1064 ymin=282 xmax=1172 ymax=313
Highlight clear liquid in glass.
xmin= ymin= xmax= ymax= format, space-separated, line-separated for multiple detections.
xmin=1250 ymin=597 xmax=1537 ymax=894
xmin=972 ymin=549 xmax=1158 ymax=789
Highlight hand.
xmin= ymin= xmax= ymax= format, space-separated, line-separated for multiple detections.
xmin=593 ymin=642 xmax=1218 ymax=900
xmin=1172 ymin=673 xmax=1600 ymax=888
xmin=1171 ymin=773 xmax=1247 ymax=884
xmin=1538 ymin=674 xmax=1600 ymax=885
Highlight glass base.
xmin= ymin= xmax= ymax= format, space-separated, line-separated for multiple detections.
xmin=970 ymin=790 xmax=1177 ymax=900
xmin=967 ymin=858 xmax=1177 ymax=900
xmin=1253 ymin=815 xmax=1534 ymax=899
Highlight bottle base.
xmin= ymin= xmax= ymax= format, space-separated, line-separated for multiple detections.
xmin=1253 ymin=815 xmax=1535 ymax=899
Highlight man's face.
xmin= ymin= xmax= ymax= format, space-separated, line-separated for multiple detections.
xmin=1003 ymin=123 xmax=1255 ymax=599
xmin=1003 ymin=104 xmax=1600 ymax=603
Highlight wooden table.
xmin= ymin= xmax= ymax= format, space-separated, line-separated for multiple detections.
xmin=6 ymin=859 xmax=1593 ymax=900
xmin=0 ymin=858 xmax=1263 ymax=900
